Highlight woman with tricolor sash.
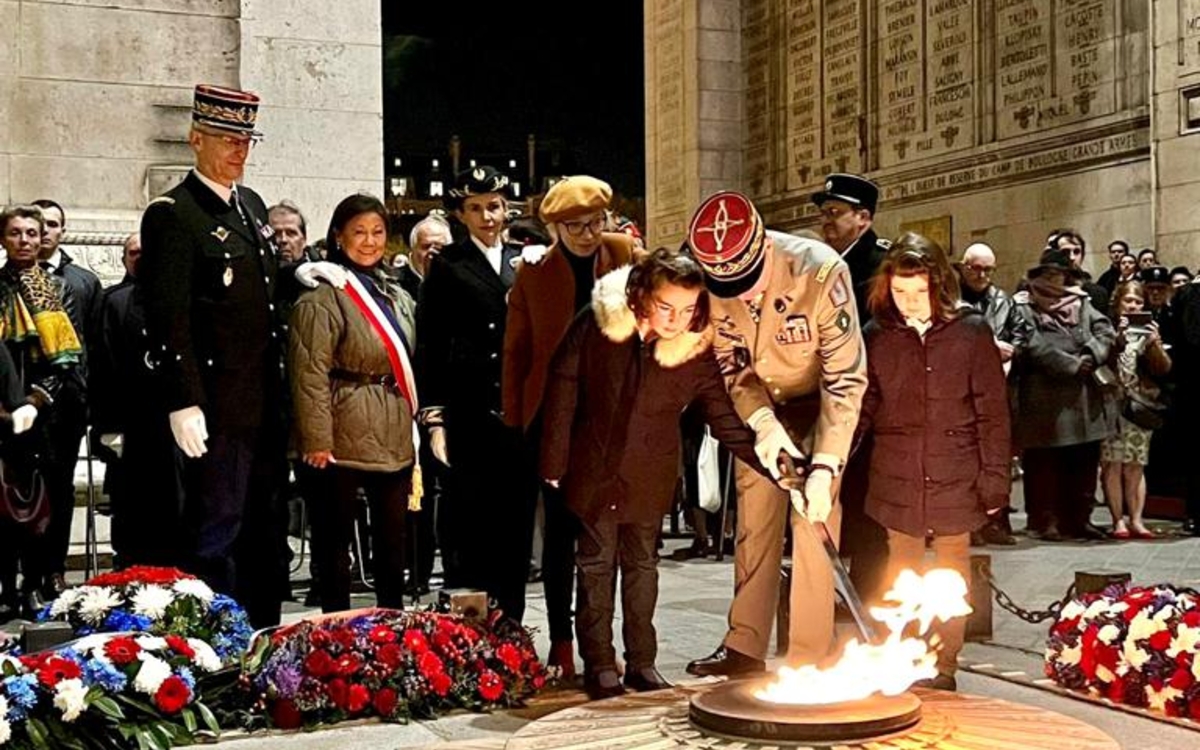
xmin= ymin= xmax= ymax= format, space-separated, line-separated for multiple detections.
xmin=289 ymin=194 xmax=420 ymax=613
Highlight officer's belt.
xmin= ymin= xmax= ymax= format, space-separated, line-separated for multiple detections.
xmin=330 ymin=368 xmax=398 ymax=390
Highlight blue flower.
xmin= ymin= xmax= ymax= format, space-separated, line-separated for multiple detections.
xmin=83 ymin=659 xmax=128 ymax=693
xmin=177 ymin=667 xmax=196 ymax=692
xmin=103 ymin=608 xmax=152 ymax=632
xmin=35 ymin=604 xmax=52 ymax=623
xmin=4 ymin=675 xmax=38 ymax=719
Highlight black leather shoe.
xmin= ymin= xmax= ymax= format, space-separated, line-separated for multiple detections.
xmin=979 ymin=520 xmax=1017 ymax=546
xmin=624 ymin=666 xmax=672 ymax=692
xmin=41 ymin=573 xmax=67 ymax=601
xmin=21 ymin=589 xmax=46 ymax=621
xmin=671 ymin=539 xmax=709 ymax=561
xmin=584 ymin=669 xmax=626 ymax=700
xmin=686 ymin=646 xmax=766 ymax=677
xmin=1071 ymin=523 xmax=1109 ymax=541
xmin=1029 ymin=525 xmax=1064 ymax=542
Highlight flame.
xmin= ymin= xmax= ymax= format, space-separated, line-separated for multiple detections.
xmin=754 ymin=568 xmax=972 ymax=705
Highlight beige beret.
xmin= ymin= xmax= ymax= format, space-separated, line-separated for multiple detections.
xmin=539 ymin=176 xmax=613 ymax=224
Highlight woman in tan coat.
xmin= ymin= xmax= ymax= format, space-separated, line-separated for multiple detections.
xmin=289 ymin=194 xmax=418 ymax=612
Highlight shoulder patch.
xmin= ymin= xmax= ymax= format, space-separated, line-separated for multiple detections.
xmin=146 ymin=197 xmax=175 ymax=207
xmin=876 ymin=237 xmax=892 ymax=250
xmin=815 ymin=257 xmax=839 ymax=284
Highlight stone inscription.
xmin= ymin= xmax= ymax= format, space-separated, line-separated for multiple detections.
xmin=745 ymin=0 xmax=774 ymax=197
xmin=1182 ymin=0 xmax=1200 ymax=73
xmin=822 ymin=0 xmax=864 ymax=171
xmin=653 ymin=0 xmax=686 ymax=212
xmin=785 ymin=0 xmax=823 ymax=189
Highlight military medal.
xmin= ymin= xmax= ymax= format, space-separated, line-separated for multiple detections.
xmin=223 ymin=266 xmax=234 ymax=287
xmin=211 ymin=227 xmax=230 ymax=243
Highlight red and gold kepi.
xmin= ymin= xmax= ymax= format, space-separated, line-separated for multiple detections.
xmin=192 ymin=84 xmax=262 ymax=137
xmin=687 ymin=191 xmax=767 ymax=299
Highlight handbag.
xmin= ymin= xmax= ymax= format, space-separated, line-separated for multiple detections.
xmin=0 ymin=451 xmax=50 ymax=535
xmin=1122 ymin=390 xmax=1167 ymax=431
xmin=696 ymin=427 xmax=721 ymax=513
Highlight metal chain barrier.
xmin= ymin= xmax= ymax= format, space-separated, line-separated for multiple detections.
xmin=985 ymin=572 xmax=1078 ymax=625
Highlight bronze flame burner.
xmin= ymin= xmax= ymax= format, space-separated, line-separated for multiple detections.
xmin=688 ymin=678 xmax=922 ymax=745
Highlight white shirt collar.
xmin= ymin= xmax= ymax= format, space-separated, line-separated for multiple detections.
xmin=193 ymin=169 xmax=235 ymax=204
xmin=44 ymin=248 xmax=63 ymax=271
xmin=469 ymin=234 xmax=503 ymax=275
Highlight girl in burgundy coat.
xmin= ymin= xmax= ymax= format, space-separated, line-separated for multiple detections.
xmin=857 ymin=232 xmax=1011 ymax=691
xmin=540 ymin=247 xmax=767 ymax=700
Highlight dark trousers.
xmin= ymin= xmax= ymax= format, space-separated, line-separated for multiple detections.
xmin=38 ymin=390 xmax=87 ymax=586
xmin=405 ymin=438 xmax=444 ymax=590
xmin=575 ymin=516 xmax=659 ymax=674
xmin=838 ymin=444 xmax=888 ymax=603
xmin=1023 ymin=442 xmax=1102 ymax=533
xmin=312 ymin=465 xmax=410 ymax=612
xmin=183 ymin=427 xmax=287 ymax=629
xmin=527 ymin=415 xmax=578 ymax=643
xmin=443 ymin=412 xmax=534 ymax=623
xmin=111 ymin=420 xmax=186 ymax=568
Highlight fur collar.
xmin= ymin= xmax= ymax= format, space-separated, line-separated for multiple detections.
xmin=591 ymin=265 xmax=714 ymax=369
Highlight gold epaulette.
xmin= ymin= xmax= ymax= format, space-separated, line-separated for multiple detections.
xmin=816 ymin=257 xmax=839 ymax=283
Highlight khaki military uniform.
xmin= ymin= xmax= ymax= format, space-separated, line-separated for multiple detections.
xmin=710 ymin=230 xmax=867 ymax=664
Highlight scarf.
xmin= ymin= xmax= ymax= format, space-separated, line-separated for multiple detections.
xmin=1028 ymin=276 xmax=1083 ymax=328
xmin=0 ymin=263 xmax=82 ymax=365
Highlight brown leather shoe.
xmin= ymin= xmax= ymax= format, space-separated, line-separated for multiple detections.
xmin=547 ymin=639 xmax=577 ymax=680
xmin=624 ymin=666 xmax=671 ymax=692
xmin=685 ymin=646 xmax=766 ymax=677
xmin=583 ymin=669 xmax=626 ymax=700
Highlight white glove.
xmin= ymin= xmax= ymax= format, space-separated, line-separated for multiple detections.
xmin=295 ymin=261 xmax=349 ymax=289
xmin=429 ymin=425 xmax=449 ymax=467
xmin=747 ymin=407 xmax=802 ymax=480
xmin=10 ymin=404 xmax=37 ymax=435
xmin=803 ymin=470 xmax=833 ymax=524
xmin=520 ymin=244 xmax=549 ymax=265
xmin=169 ymin=406 xmax=209 ymax=458
xmin=100 ymin=433 xmax=124 ymax=459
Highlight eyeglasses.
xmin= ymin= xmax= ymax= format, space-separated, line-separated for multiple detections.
xmin=963 ymin=264 xmax=996 ymax=275
xmin=818 ymin=205 xmax=864 ymax=220
xmin=201 ymin=130 xmax=261 ymax=149
xmin=562 ymin=216 xmax=605 ymax=237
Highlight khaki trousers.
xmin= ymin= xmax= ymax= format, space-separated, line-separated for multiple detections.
xmin=883 ymin=529 xmax=970 ymax=677
xmin=723 ymin=460 xmax=842 ymax=665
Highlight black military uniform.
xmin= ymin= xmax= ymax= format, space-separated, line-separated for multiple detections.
xmin=416 ymin=166 xmax=534 ymax=623
xmin=138 ymin=85 xmax=287 ymax=628
xmin=813 ymin=173 xmax=889 ymax=603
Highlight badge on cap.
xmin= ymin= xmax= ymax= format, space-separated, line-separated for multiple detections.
xmin=687 ymin=191 xmax=767 ymax=297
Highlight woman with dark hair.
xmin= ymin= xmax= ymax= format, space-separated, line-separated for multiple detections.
xmin=540 ymin=247 xmax=771 ymax=700
xmin=289 ymin=193 xmax=418 ymax=612
xmin=857 ymin=232 xmax=1011 ymax=691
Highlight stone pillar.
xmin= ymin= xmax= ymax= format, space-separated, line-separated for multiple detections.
xmin=1152 ymin=0 xmax=1200 ymax=268
xmin=645 ymin=0 xmax=744 ymax=250
xmin=239 ymin=0 xmax=383 ymax=239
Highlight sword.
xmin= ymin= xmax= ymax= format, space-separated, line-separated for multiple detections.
xmin=778 ymin=454 xmax=880 ymax=645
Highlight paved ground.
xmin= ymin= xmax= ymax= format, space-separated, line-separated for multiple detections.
xmin=11 ymin=481 xmax=1200 ymax=748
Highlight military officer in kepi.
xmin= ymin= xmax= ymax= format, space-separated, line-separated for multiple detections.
xmin=416 ymin=166 xmax=536 ymax=624
xmin=138 ymin=84 xmax=342 ymax=628
xmin=684 ymin=191 xmax=867 ymax=677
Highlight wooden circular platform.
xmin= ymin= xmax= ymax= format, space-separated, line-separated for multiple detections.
xmin=505 ymin=683 xmax=1119 ymax=750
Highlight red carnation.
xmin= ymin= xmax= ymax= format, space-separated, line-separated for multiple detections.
xmin=436 ymin=617 xmax=458 ymax=634
xmin=496 ymin=643 xmax=522 ymax=672
xmin=377 ymin=643 xmax=404 ymax=671
xmin=1149 ymin=630 xmax=1173 ymax=652
xmin=1189 ymin=697 xmax=1200 ymax=720
xmin=347 ymin=683 xmax=370 ymax=714
xmin=1184 ymin=611 xmax=1200 ymax=628
xmin=310 ymin=629 xmax=332 ymax=648
xmin=104 ymin=637 xmax=142 ymax=666
xmin=429 ymin=671 xmax=453 ymax=696
xmin=459 ymin=625 xmax=480 ymax=645
xmin=165 ymin=635 xmax=195 ymax=660
xmin=418 ymin=651 xmax=445 ymax=679
xmin=154 ymin=675 xmax=191 ymax=714
xmin=304 ymin=650 xmax=336 ymax=678
xmin=370 ymin=625 xmax=397 ymax=645
xmin=533 ymin=674 xmax=546 ymax=690
xmin=336 ymin=653 xmax=362 ymax=677
xmin=37 ymin=656 xmax=82 ymax=688
xmin=373 ymin=687 xmax=399 ymax=717
xmin=327 ymin=678 xmax=349 ymax=710
xmin=404 ymin=629 xmax=430 ymax=654
xmin=19 ymin=654 xmax=48 ymax=671
xmin=332 ymin=628 xmax=356 ymax=650
xmin=478 ymin=669 xmax=504 ymax=702
xmin=271 ymin=698 xmax=304 ymax=729
xmin=1170 ymin=668 xmax=1195 ymax=691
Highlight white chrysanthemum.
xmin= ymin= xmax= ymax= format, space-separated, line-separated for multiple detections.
xmin=1096 ymin=664 xmax=1115 ymax=683
xmin=172 ymin=578 xmax=214 ymax=604
xmin=1097 ymin=624 xmax=1121 ymax=644
xmin=1122 ymin=638 xmax=1151 ymax=670
xmin=49 ymin=587 xmax=84 ymax=618
xmin=134 ymin=636 xmax=167 ymax=652
xmin=53 ymin=678 xmax=88 ymax=723
xmin=1169 ymin=626 xmax=1200 ymax=658
xmin=1059 ymin=600 xmax=1086 ymax=620
xmin=70 ymin=635 xmax=113 ymax=662
xmin=78 ymin=587 xmax=124 ymax=625
xmin=1147 ymin=684 xmax=1183 ymax=713
xmin=131 ymin=585 xmax=174 ymax=620
xmin=1083 ymin=599 xmax=1113 ymax=620
xmin=1058 ymin=642 xmax=1083 ymax=666
xmin=1127 ymin=610 xmax=1157 ymax=642
xmin=133 ymin=654 xmax=171 ymax=695
xmin=188 ymin=639 xmax=223 ymax=673
xmin=0 ymin=697 xmax=10 ymax=742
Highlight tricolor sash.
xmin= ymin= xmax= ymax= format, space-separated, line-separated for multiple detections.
xmin=341 ymin=273 xmax=423 ymax=508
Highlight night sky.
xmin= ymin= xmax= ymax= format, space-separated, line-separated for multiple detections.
xmin=381 ymin=3 xmax=646 ymax=198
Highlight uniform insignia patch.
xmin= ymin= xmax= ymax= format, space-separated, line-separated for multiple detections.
xmin=816 ymin=258 xmax=839 ymax=283
xmin=212 ymin=227 xmax=230 ymax=242
xmin=877 ymin=237 xmax=892 ymax=250
xmin=147 ymin=196 xmax=175 ymax=207
xmin=835 ymin=309 xmax=852 ymax=332
xmin=260 ymin=224 xmax=274 ymax=239
xmin=775 ymin=314 xmax=811 ymax=345
xmin=774 ymin=297 xmax=787 ymax=314
xmin=829 ymin=275 xmax=850 ymax=308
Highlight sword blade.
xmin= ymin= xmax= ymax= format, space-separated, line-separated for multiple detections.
xmin=813 ymin=520 xmax=879 ymax=645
